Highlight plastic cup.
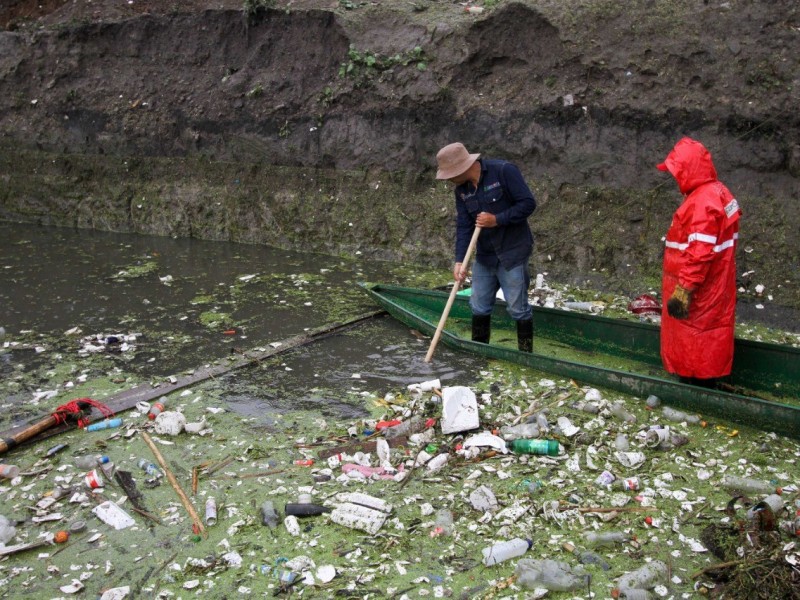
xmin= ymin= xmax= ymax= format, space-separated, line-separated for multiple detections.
xmin=84 ymin=469 xmax=104 ymax=489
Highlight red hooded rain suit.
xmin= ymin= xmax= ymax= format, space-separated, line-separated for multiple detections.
xmin=658 ymin=137 xmax=742 ymax=379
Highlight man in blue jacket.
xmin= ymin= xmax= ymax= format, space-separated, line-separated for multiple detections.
xmin=435 ymin=142 xmax=537 ymax=351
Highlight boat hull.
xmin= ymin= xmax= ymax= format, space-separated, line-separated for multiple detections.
xmin=361 ymin=283 xmax=800 ymax=441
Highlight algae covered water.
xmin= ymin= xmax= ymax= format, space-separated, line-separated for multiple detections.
xmin=0 ymin=222 xmax=485 ymax=426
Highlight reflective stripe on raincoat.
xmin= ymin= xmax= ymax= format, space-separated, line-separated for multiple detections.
xmin=658 ymin=137 xmax=742 ymax=379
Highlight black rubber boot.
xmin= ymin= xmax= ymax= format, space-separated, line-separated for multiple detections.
xmin=517 ymin=318 xmax=533 ymax=352
xmin=471 ymin=314 xmax=491 ymax=344
xmin=679 ymin=376 xmax=718 ymax=389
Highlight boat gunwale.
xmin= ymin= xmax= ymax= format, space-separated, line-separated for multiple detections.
xmin=360 ymin=282 xmax=800 ymax=441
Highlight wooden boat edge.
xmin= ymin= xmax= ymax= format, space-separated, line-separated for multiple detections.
xmin=360 ymin=282 xmax=800 ymax=441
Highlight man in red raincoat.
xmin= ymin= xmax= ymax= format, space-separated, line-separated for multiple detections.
xmin=657 ymin=137 xmax=742 ymax=387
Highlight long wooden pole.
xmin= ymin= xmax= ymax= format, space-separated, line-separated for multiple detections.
xmin=141 ymin=431 xmax=205 ymax=536
xmin=425 ymin=226 xmax=482 ymax=363
xmin=0 ymin=400 xmax=92 ymax=456
xmin=1 ymin=311 xmax=384 ymax=452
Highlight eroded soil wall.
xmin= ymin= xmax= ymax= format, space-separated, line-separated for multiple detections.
xmin=0 ymin=2 xmax=798 ymax=306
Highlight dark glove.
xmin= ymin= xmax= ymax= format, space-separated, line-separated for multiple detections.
xmin=667 ymin=285 xmax=691 ymax=319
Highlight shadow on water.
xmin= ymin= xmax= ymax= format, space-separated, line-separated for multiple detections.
xmin=0 ymin=223 xmax=487 ymax=419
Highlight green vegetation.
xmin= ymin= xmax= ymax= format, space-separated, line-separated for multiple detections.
xmin=339 ymin=45 xmax=428 ymax=87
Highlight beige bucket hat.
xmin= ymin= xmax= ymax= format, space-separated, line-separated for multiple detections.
xmin=436 ymin=142 xmax=480 ymax=179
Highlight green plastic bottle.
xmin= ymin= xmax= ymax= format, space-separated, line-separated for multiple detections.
xmin=508 ymin=439 xmax=560 ymax=456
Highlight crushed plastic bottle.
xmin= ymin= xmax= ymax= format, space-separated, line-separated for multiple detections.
xmin=0 ymin=515 xmax=16 ymax=545
xmin=0 ymin=464 xmax=20 ymax=479
xmin=570 ymin=400 xmax=600 ymax=414
xmin=721 ymin=475 xmax=782 ymax=496
xmin=499 ymin=423 xmax=540 ymax=439
xmin=527 ymin=480 xmax=545 ymax=495
xmin=584 ymin=530 xmax=629 ymax=547
xmin=383 ymin=414 xmax=426 ymax=440
xmin=508 ymin=439 xmax=560 ymax=456
xmin=562 ymin=541 xmax=610 ymax=571
xmin=74 ymin=455 xmax=109 ymax=470
xmin=662 ymin=406 xmax=701 ymax=424
xmin=610 ymin=402 xmax=636 ymax=423
xmin=616 ymin=559 xmax=668 ymax=592
xmin=261 ymin=501 xmax=280 ymax=529
xmin=431 ymin=508 xmax=453 ymax=537
xmin=645 ymin=394 xmax=661 ymax=409
xmin=482 ymin=538 xmax=532 ymax=566
xmin=515 ymin=558 xmax=590 ymax=591
xmin=535 ymin=412 xmax=549 ymax=431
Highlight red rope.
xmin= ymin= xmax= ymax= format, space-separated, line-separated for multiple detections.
xmin=51 ymin=398 xmax=115 ymax=428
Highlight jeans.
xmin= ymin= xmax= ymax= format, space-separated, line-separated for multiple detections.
xmin=470 ymin=260 xmax=532 ymax=321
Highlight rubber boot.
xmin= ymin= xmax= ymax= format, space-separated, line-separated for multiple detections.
xmin=517 ymin=318 xmax=533 ymax=352
xmin=471 ymin=315 xmax=491 ymax=344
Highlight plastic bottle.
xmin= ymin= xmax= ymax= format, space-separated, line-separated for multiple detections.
xmin=515 ymin=558 xmax=591 ymax=591
xmin=527 ymin=480 xmax=545 ymax=495
xmin=499 ymin=423 xmax=540 ymax=439
xmin=616 ymin=559 xmax=668 ymax=591
xmin=508 ymin=439 xmax=560 ymax=456
xmin=535 ymin=412 xmax=549 ymax=431
xmin=562 ymin=541 xmax=610 ymax=570
xmin=645 ymin=395 xmax=661 ymax=409
xmin=662 ymin=406 xmax=700 ymax=424
xmin=721 ymin=474 xmax=782 ymax=496
xmin=482 ymin=538 xmax=532 ymax=566
xmin=0 ymin=515 xmax=16 ymax=545
xmin=383 ymin=415 xmax=426 ymax=440
xmin=138 ymin=459 xmax=162 ymax=478
xmin=0 ymin=464 xmax=20 ymax=479
xmin=610 ymin=402 xmax=636 ymax=423
xmin=284 ymin=503 xmax=332 ymax=517
xmin=584 ymin=530 xmax=629 ymax=547
xmin=570 ymin=400 xmax=600 ymax=414
xmin=261 ymin=501 xmax=280 ymax=529
xmin=148 ymin=398 xmax=166 ymax=420
xmin=85 ymin=418 xmax=123 ymax=432
xmin=432 ymin=508 xmax=453 ymax=536
xmin=74 ymin=455 xmax=109 ymax=470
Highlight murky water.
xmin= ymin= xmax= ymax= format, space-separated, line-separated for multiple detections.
xmin=0 ymin=223 xmax=485 ymax=421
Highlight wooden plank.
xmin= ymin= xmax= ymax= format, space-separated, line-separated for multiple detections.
xmin=0 ymin=310 xmax=385 ymax=449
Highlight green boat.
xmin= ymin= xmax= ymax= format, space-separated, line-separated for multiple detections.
xmin=360 ymin=283 xmax=800 ymax=441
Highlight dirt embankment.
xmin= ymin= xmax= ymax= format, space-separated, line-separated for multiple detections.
xmin=0 ymin=1 xmax=798 ymax=311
